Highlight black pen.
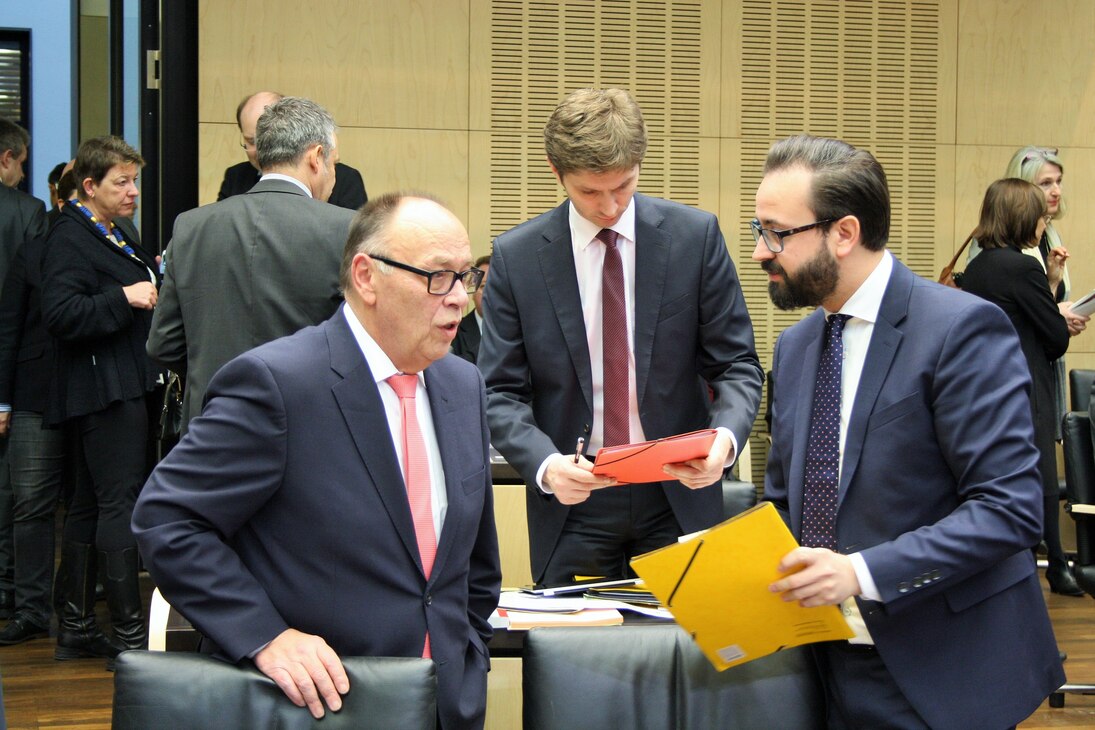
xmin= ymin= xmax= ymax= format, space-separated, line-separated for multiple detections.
xmin=573 ymin=437 xmax=585 ymax=464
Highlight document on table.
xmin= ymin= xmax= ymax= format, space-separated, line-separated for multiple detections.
xmin=630 ymin=502 xmax=853 ymax=671
xmin=498 ymin=591 xmax=673 ymax=619
xmin=591 ymin=429 xmax=717 ymax=484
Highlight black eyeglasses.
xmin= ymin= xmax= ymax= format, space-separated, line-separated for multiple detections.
xmin=371 ymin=256 xmax=484 ymax=295
xmin=750 ymin=218 xmax=834 ymax=253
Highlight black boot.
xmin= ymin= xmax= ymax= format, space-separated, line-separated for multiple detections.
xmin=1047 ymin=562 xmax=1085 ymax=597
xmin=54 ymin=541 xmax=119 ymax=661
xmin=101 ymin=547 xmax=146 ymax=670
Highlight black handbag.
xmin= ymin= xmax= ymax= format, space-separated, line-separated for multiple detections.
xmin=157 ymin=371 xmax=183 ymax=440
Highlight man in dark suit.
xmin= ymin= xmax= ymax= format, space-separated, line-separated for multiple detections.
xmin=479 ymin=88 xmax=763 ymax=587
xmin=450 ymin=254 xmax=490 ymax=364
xmin=134 ymin=192 xmax=500 ymax=728
xmin=756 ymin=135 xmax=1063 ymax=728
xmin=217 ymin=91 xmax=367 ymax=211
xmin=148 ymin=97 xmax=355 ymax=432
xmin=0 ymin=117 xmax=48 ymax=620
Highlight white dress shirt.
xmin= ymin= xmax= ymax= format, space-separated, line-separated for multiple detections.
xmin=343 ymin=305 xmax=448 ymax=537
xmin=259 ymin=172 xmax=311 ymax=197
xmin=821 ymin=249 xmax=894 ymax=644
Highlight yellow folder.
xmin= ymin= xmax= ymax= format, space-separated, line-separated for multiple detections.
xmin=630 ymin=501 xmax=853 ymax=671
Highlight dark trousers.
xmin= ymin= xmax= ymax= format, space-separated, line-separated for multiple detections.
xmin=8 ymin=412 xmax=66 ymax=625
xmin=61 ymin=398 xmax=147 ymax=553
xmin=539 ymin=482 xmax=681 ymax=587
xmin=1040 ymin=492 xmax=1069 ymax=571
xmin=813 ymin=642 xmax=929 ymax=729
xmin=0 ymin=435 xmax=12 ymax=592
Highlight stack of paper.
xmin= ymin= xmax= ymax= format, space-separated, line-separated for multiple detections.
xmin=499 ymin=607 xmax=624 ymax=630
xmin=497 ymin=591 xmax=672 ymax=621
xmin=631 ymin=502 xmax=853 ymax=671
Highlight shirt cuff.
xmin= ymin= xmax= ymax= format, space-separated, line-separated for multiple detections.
xmin=717 ymin=426 xmax=738 ymax=469
xmin=535 ymin=454 xmax=558 ymax=494
xmin=849 ymin=552 xmax=882 ymax=602
xmin=0 ymin=404 xmax=11 ymax=413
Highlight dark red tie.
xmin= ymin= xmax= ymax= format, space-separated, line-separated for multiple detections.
xmin=801 ymin=314 xmax=850 ymax=551
xmin=597 ymin=228 xmax=630 ymax=447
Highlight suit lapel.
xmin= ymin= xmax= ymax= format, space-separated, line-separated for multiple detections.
xmin=837 ymin=262 xmax=910 ymax=503
xmin=632 ymin=194 xmax=669 ymax=406
xmin=422 ymin=366 xmax=463 ymax=581
xmin=537 ymin=203 xmax=594 ymax=414
xmin=326 ymin=312 xmax=424 ymax=574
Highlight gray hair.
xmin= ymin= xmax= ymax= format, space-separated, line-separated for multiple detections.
xmin=1004 ymin=146 xmax=1066 ymax=219
xmin=255 ymin=97 xmax=336 ymax=170
xmin=764 ymin=134 xmax=890 ymax=252
xmin=0 ymin=117 xmax=30 ymax=156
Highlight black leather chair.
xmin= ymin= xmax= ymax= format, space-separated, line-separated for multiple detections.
xmin=1068 ymin=369 xmax=1095 ymax=412
xmin=1048 ymin=411 xmax=1095 ymax=707
xmin=522 ymin=624 xmax=824 ymax=729
xmin=721 ymin=474 xmax=757 ymax=519
xmin=112 ymin=650 xmax=437 ymax=729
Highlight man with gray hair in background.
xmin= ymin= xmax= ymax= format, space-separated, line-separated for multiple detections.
xmin=217 ymin=91 xmax=367 ymax=210
xmin=148 ymin=97 xmax=354 ymax=432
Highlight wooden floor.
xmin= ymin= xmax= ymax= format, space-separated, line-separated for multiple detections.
xmin=1 ymin=574 xmax=1093 ymax=728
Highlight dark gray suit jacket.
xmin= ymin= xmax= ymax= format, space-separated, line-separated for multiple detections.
xmin=479 ymin=193 xmax=764 ymax=581
xmin=0 ymin=185 xmax=47 ymax=297
xmin=147 ymin=178 xmax=354 ymax=430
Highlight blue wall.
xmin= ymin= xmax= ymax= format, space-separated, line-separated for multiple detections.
xmin=1 ymin=0 xmax=75 ymax=204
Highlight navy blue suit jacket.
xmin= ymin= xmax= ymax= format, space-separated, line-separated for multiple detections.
xmin=765 ymin=259 xmax=1064 ymax=729
xmin=480 ymin=193 xmax=764 ymax=581
xmin=134 ymin=308 xmax=501 ymax=730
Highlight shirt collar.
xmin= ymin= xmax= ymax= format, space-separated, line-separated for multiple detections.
xmin=259 ymin=172 xmax=312 ymax=198
xmin=341 ymin=304 xmax=425 ymax=388
xmin=570 ymin=196 xmax=637 ymax=250
xmin=825 ymin=250 xmax=893 ymax=324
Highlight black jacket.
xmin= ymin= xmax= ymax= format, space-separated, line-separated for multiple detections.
xmin=216 ymin=161 xmax=367 ymax=211
xmin=40 ymin=205 xmax=160 ymax=425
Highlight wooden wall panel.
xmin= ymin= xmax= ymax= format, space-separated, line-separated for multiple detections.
xmin=197 ymin=0 xmax=469 ymax=129
xmin=956 ymin=0 xmax=1095 ymax=146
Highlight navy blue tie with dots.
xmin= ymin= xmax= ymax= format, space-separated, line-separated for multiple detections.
xmin=801 ymin=313 xmax=850 ymax=551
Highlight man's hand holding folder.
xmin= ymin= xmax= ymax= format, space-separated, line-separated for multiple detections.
xmin=591 ymin=428 xmax=732 ymax=488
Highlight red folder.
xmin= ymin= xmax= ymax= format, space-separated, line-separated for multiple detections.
xmin=592 ymin=429 xmax=718 ymax=484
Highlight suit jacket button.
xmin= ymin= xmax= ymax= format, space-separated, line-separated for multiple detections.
xmin=425 ymin=594 xmax=433 ymax=606
xmin=897 ymin=581 xmax=910 ymax=593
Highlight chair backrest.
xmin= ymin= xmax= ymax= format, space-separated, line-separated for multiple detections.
xmin=112 ymin=651 xmax=436 ymax=730
xmin=1069 ymin=369 xmax=1095 ymax=412
xmin=522 ymin=625 xmax=823 ymax=730
xmin=1061 ymin=411 xmax=1095 ymax=568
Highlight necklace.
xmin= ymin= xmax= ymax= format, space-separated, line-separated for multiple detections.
xmin=70 ymin=199 xmax=137 ymax=258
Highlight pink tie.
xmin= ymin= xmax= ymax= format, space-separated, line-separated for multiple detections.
xmin=597 ymin=228 xmax=630 ymax=447
xmin=387 ymin=374 xmax=437 ymax=658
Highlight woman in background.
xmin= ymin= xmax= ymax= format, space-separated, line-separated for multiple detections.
xmin=961 ymin=178 xmax=1081 ymax=597
xmin=41 ymin=136 xmax=160 ymax=667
